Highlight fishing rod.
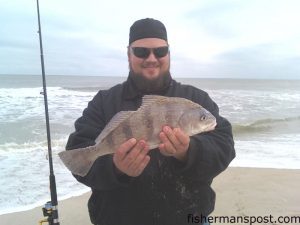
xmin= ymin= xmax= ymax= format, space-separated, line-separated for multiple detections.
xmin=36 ymin=0 xmax=60 ymax=224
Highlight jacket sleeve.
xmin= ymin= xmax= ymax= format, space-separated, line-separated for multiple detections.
xmin=65 ymin=91 xmax=132 ymax=191
xmin=170 ymin=91 xmax=235 ymax=181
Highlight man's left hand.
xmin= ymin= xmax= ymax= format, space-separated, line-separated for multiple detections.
xmin=158 ymin=126 xmax=190 ymax=161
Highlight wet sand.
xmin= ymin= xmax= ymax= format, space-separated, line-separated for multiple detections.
xmin=1 ymin=167 xmax=299 ymax=225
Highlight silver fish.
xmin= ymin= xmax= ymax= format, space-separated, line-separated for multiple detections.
xmin=59 ymin=95 xmax=217 ymax=176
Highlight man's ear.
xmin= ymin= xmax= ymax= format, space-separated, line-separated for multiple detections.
xmin=127 ymin=46 xmax=130 ymax=62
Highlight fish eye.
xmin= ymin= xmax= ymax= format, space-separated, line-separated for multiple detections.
xmin=200 ymin=115 xmax=206 ymax=121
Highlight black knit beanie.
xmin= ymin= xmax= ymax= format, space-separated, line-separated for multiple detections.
xmin=129 ymin=18 xmax=168 ymax=44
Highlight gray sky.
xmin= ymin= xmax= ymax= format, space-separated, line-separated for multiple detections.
xmin=0 ymin=0 xmax=299 ymax=79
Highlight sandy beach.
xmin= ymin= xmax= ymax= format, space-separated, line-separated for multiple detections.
xmin=1 ymin=167 xmax=299 ymax=225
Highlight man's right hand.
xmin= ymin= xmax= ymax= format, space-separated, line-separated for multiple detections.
xmin=113 ymin=138 xmax=150 ymax=177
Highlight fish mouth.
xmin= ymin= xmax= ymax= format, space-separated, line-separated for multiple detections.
xmin=206 ymin=120 xmax=217 ymax=131
xmin=192 ymin=120 xmax=217 ymax=136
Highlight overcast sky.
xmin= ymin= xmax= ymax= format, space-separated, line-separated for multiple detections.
xmin=1 ymin=0 xmax=299 ymax=79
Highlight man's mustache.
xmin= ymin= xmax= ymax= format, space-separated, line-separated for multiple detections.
xmin=142 ymin=62 xmax=160 ymax=68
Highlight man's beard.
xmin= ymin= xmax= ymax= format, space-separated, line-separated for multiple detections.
xmin=128 ymin=69 xmax=172 ymax=95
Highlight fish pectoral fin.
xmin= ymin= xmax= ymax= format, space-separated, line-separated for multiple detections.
xmin=95 ymin=111 xmax=135 ymax=144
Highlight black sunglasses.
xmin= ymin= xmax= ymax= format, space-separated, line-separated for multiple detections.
xmin=130 ymin=46 xmax=169 ymax=59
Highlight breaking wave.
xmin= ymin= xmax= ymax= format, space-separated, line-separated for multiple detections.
xmin=233 ymin=116 xmax=300 ymax=135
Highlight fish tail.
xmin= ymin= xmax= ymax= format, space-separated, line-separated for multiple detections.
xmin=58 ymin=145 xmax=97 ymax=177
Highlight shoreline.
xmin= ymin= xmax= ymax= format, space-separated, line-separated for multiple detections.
xmin=1 ymin=167 xmax=299 ymax=225
xmin=0 ymin=189 xmax=91 ymax=216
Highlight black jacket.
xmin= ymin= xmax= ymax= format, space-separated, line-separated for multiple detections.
xmin=66 ymin=78 xmax=235 ymax=225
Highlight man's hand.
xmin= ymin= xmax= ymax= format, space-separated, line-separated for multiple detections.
xmin=159 ymin=126 xmax=190 ymax=161
xmin=113 ymin=138 xmax=150 ymax=177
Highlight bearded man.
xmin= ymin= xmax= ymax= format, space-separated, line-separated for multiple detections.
xmin=66 ymin=18 xmax=235 ymax=225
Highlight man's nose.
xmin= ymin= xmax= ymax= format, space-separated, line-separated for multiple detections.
xmin=145 ymin=51 xmax=158 ymax=61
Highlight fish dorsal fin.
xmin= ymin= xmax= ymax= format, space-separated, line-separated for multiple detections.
xmin=141 ymin=95 xmax=170 ymax=107
xmin=95 ymin=111 xmax=135 ymax=144
xmin=141 ymin=95 xmax=200 ymax=108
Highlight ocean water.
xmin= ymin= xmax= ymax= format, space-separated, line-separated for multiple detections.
xmin=0 ymin=75 xmax=299 ymax=215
